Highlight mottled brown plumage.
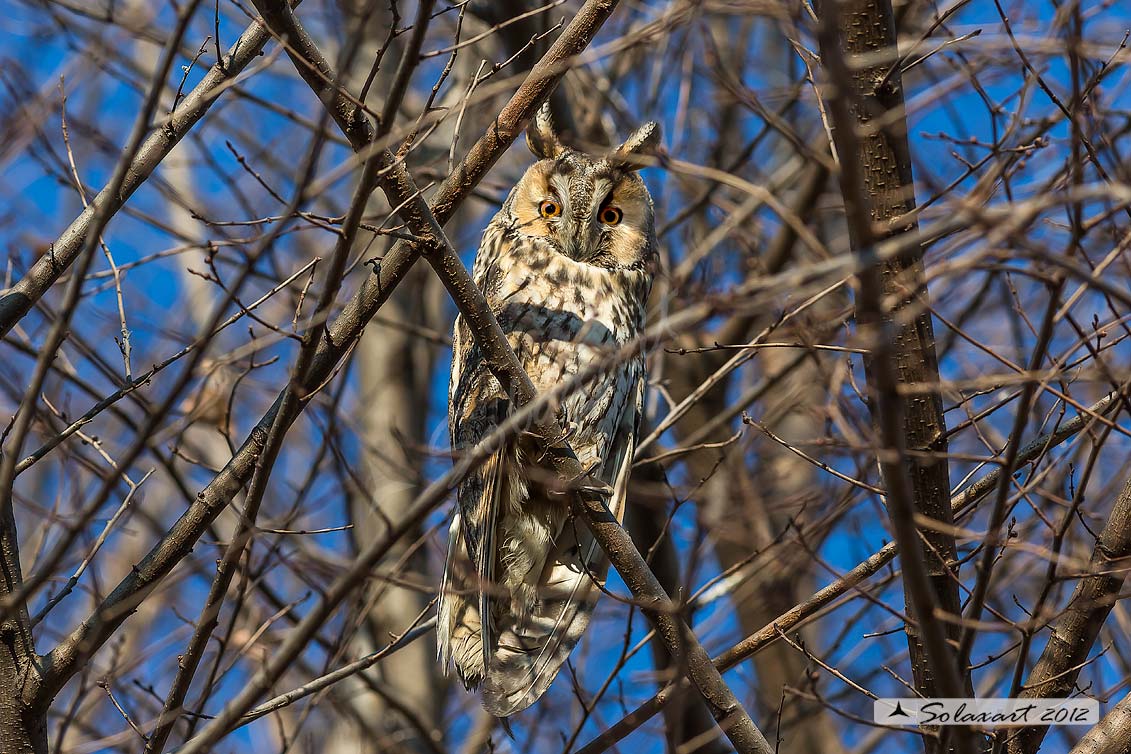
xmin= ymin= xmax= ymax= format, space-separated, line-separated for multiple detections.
xmin=438 ymin=106 xmax=659 ymax=716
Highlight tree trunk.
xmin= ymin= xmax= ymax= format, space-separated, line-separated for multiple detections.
xmin=0 ymin=677 xmax=47 ymax=754
xmin=817 ymin=1 xmax=969 ymax=751
xmin=0 ymin=505 xmax=46 ymax=753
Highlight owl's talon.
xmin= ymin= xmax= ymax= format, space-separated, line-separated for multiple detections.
xmin=541 ymin=461 xmax=609 ymax=501
xmin=567 ymin=462 xmax=612 ymax=499
xmin=577 ymin=480 xmax=614 ymax=499
xmin=520 ymin=422 xmax=576 ymax=446
xmin=527 ymin=422 xmax=581 ymax=465
xmin=541 ymin=422 xmax=577 ymax=451
xmin=559 ymin=422 xmax=579 ymax=443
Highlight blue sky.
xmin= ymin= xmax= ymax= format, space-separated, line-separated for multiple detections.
xmin=5 ymin=1 xmax=1131 ymax=752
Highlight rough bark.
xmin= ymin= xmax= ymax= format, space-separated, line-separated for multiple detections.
xmin=1007 ymin=475 xmax=1131 ymax=754
xmin=817 ymin=3 xmax=969 ymax=751
xmin=0 ymin=679 xmax=46 ymax=754
xmin=1069 ymin=692 xmax=1131 ymax=754
xmin=0 ymin=508 xmax=45 ymax=754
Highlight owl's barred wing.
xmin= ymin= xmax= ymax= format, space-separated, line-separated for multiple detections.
xmin=439 ymin=314 xmax=513 ymax=687
xmin=437 ymin=447 xmax=512 ymax=689
xmin=437 ymin=512 xmax=482 ymax=688
xmin=474 ymin=450 xmax=504 ymax=671
xmin=480 ymin=363 xmax=645 ymax=716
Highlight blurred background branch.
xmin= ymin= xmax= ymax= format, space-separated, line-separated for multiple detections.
xmin=3 ymin=1 xmax=1131 ymax=753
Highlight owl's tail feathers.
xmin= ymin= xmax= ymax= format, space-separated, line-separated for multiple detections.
xmin=439 ymin=498 xmax=597 ymax=716
xmin=481 ymin=401 xmax=638 ymax=717
xmin=480 ymin=525 xmax=608 ymax=717
xmin=437 ymin=513 xmax=486 ymax=690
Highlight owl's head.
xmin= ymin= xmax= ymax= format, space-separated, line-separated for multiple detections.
xmin=501 ymin=105 xmax=660 ymax=269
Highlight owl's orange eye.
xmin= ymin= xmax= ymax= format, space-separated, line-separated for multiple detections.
xmin=539 ymin=200 xmax=562 ymax=218
xmin=599 ymin=206 xmax=623 ymax=225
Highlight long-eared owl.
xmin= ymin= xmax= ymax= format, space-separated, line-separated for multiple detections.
xmin=438 ymin=105 xmax=660 ymax=716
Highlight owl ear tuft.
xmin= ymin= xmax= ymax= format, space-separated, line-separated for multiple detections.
xmin=526 ymin=102 xmax=564 ymax=160
xmin=610 ymin=121 xmax=661 ymax=171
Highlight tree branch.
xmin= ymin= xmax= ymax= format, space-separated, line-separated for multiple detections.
xmin=0 ymin=2 xmax=296 ymax=338
xmin=34 ymin=0 xmax=625 ymax=719
xmin=816 ymin=2 xmax=972 ymax=752
xmin=577 ymin=389 xmax=1123 ymax=754
xmin=1069 ymin=692 xmax=1131 ymax=754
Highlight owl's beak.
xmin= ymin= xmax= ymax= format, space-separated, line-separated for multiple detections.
xmin=582 ymin=219 xmax=604 ymax=261
xmin=556 ymin=209 xmax=601 ymax=261
xmin=554 ymin=215 xmax=579 ymax=259
xmin=562 ymin=220 xmax=604 ymax=262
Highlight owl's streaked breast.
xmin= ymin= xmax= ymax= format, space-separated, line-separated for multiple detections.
xmin=477 ymin=222 xmax=649 ymax=467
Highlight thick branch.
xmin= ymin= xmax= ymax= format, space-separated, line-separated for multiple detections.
xmin=817 ymin=3 xmax=970 ymax=752
xmin=1005 ymin=474 xmax=1131 ymax=754
xmin=35 ymin=0 xmax=623 ymax=716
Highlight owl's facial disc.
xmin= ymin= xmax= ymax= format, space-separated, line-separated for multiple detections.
xmin=510 ymin=154 xmax=653 ymax=269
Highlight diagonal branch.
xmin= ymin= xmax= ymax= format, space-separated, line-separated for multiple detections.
xmin=1069 ymin=692 xmax=1131 ymax=754
xmin=244 ymin=1 xmax=771 ymax=750
xmin=33 ymin=0 xmax=622 ymax=718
